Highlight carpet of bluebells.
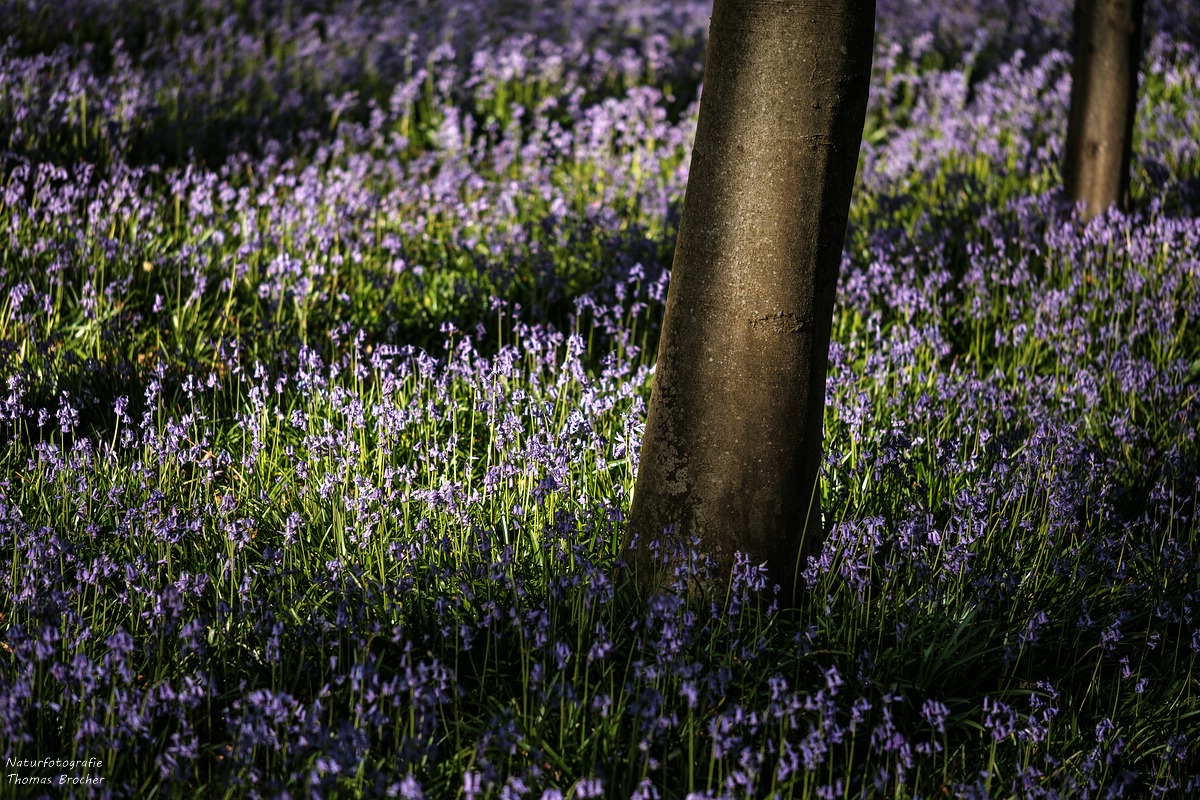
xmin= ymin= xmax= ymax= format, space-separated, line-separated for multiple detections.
xmin=2 ymin=0 xmax=1200 ymax=797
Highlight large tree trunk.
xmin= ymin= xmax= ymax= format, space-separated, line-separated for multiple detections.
xmin=1064 ymin=0 xmax=1145 ymax=221
xmin=625 ymin=0 xmax=875 ymax=600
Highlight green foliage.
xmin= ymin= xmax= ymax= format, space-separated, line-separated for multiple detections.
xmin=2 ymin=4 xmax=1199 ymax=797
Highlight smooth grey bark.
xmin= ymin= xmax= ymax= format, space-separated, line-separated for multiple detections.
xmin=1064 ymin=0 xmax=1145 ymax=221
xmin=625 ymin=0 xmax=875 ymax=600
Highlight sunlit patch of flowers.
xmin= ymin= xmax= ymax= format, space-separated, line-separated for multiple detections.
xmin=2 ymin=0 xmax=1199 ymax=797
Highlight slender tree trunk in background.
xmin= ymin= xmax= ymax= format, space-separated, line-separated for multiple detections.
xmin=1064 ymin=0 xmax=1145 ymax=221
xmin=625 ymin=0 xmax=875 ymax=601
